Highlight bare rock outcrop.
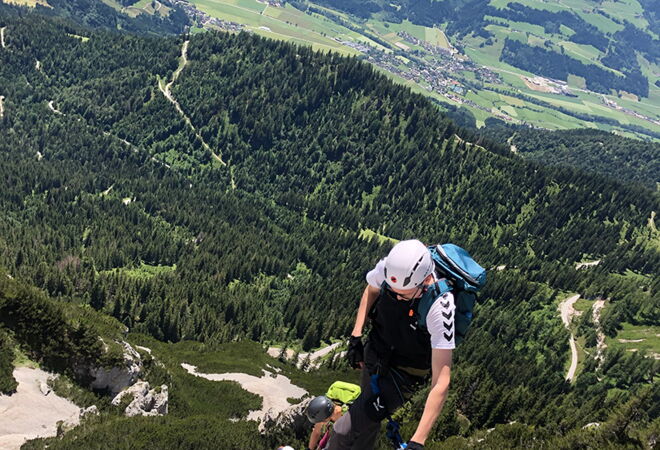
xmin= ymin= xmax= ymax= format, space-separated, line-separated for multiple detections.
xmin=263 ymin=397 xmax=312 ymax=440
xmin=88 ymin=341 xmax=142 ymax=395
xmin=79 ymin=405 xmax=99 ymax=419
xmin=111 ymin=380 xmax=168 ymax=417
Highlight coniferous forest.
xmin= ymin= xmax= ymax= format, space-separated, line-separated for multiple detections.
xmin=0 ymin=4 xmax=658 ymax=449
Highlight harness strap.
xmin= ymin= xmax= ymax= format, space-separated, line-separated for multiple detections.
xmin=370 ymin=373 xmax=406 ymax=449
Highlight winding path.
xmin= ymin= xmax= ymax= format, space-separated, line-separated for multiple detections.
xmin=1 ymin=27 xmax=6 ymax=49
xmin=158 ymin=41 xmax=226 ymax=166
xmin=559 ymin=295 xmax=580 ymax=382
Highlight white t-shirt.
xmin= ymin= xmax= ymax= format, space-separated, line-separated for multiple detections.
xmin=366 ymin=258 xmax=456 ymax=350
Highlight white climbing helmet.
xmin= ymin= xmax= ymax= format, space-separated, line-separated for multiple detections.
xmin=384 ymin=239 xmax=434 ymax=290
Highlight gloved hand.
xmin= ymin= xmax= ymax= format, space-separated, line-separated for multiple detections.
xmin=405 ymin=441 xmax=424 ymax=450
xmin=346 ymin=335 xmax=364 ymax=369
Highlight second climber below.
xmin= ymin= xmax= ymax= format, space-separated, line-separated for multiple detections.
xmin=327 ymin=239 xmax=457 ymax=450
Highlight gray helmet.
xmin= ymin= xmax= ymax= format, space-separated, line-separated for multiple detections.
xmin=306 ymin=396 xmax=335 ymax=423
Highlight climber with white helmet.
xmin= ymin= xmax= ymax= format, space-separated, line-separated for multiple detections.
xmin=327 ymin=239 xmax=458 ymax=450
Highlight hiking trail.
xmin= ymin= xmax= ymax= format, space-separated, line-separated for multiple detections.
xmin=559 ymin=294 xmax=580 ymax=382
xmin=158 ymin=40 xmax=227 ymax=167
xmin=1 ymin=27 xmax=6 ymax=49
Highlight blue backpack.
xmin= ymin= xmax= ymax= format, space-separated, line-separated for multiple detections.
xmin=417 ymin=244 xmax=487 ymax=345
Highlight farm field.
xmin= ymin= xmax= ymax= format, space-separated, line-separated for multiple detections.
xmin=1 ymin=0 xmax=49 ymax=6
xmin=77 ymin=0 xmax=656 ymax=140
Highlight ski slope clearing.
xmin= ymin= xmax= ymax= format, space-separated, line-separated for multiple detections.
xmin=0 ymin=367 xmax=81 ymax=450
xmin=1 ymin=27 xmax=6 ymax=49
xmin=180 ymin=363 xmax=307 ymax=425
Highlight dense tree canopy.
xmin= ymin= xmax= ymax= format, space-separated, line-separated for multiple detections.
xmin=0 ymin=8 xmax=657 ymax=449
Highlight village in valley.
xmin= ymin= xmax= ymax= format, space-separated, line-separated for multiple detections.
xmin=162 ymin=0 xmax=658 ymax=135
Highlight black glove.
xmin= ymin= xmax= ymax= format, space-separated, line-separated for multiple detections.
xmin=406 ymin=441 xmax=424 ymax=450
xmin=346 ymin=335 xmax=364 ymax=369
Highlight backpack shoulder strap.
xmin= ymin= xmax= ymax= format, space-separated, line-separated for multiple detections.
xmin=416 ymin=279 xmax=452 ymax=328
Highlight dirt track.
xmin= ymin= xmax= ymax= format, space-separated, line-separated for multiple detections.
xmin=0 ymin=367 xmax=80 ymax=450
xmin=158 ymin=41 xmax=226 ymax=166
xmin=558 ymin=295 xmax=580 ymax=381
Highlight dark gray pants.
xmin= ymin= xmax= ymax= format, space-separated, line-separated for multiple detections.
xmin=326 ymin=348 xmax=425 ymax=450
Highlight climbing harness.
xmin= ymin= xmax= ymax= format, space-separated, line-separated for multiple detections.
xmin=370 ymin=373 xmax=407 ymax=450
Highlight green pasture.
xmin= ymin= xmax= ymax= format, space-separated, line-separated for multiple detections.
xmin=567 ymin=74 xmax=586 ymax=89
xmin=499 ymin=0 xmax=568 ymax=13
xmin=607 ymin=323 xmax=660 ymax=356
xmin=359 ymin=228 xmax=398 ymax=245
xmin=600 ymin=0 xmax=650 ymax=31
xmin=100 ymin=0 xmax=122 ymax=11
xmin=191 ymin=0 xmax=264 ymax=25
xmin=573 ymin=298 xmax=595 ymax=313
xmin=488 ymin=0 xmax=510 ymax=8
xmin=527 ymin=34 xmax=546 ymax=47
xmin=265 ymin=4 xmax=336 ymax=36
xmin=559 ymin=24 xmax=574 ymax=36
xmin=575 ymin=9 xmax=623 ymax=34
xmin=2 ymin=0 xmax=50 ymax=6
xmin=559 ymin=41 xmax=603 ymax=64
xmin=497 ymin=92 xmax=525 ymax=106
xmin=250 ymin=27 xmax=355 ymax=55
xmin=426 ymin=27 xmax=450 ymax=48
xmin=101 ymin=262 xmax=176 ymax=280
xmin=193 ymin=1 xmax=377 ymax=54
xmin=366 ymin=19 xmax=451 ymax=49
xmin=486 ymin=16 xmax=550 ymax=37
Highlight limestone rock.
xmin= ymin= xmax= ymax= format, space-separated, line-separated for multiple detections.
xmin=112 ymin=380 xmax=168 ymax=417
xmin=89 ymin=341 xmax=142 ymax=395
xmin=80 ymin=405 xmax=99 ymax=419
xmin=263 ymin=398 xmax=312 ymax=440
xmin=39 ymin=380 xmax=51 ymax=396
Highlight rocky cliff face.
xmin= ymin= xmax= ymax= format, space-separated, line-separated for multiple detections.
xmin=83 ymin=341 xmax=168 ymax=417
xmin=87 ymin=342 xmax=143 ymax=395
xmin=111 ymin=381 xmax=168 ymax=417
xmin=263 ymin=398 xmax=312 ymax=440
